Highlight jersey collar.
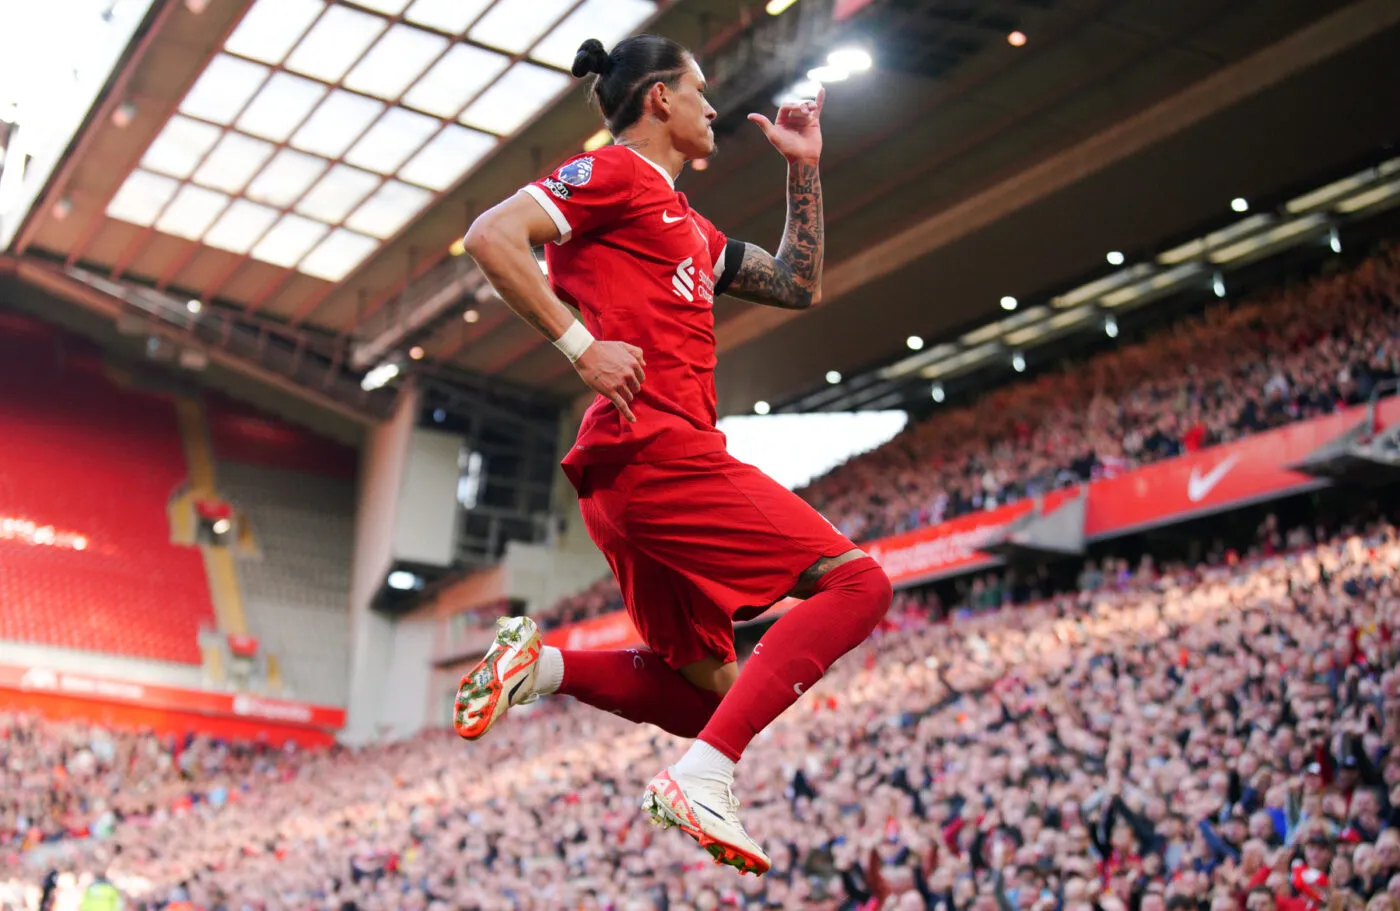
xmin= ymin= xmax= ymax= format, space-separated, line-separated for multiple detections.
xmin=624 ymin=146 xmax=677 ymax=189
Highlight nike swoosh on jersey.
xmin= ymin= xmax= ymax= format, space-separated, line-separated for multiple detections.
xmin=661 ymin=211 xmax=685 ymax=224
xmin=1186 ymin=453 xmax=1242 ymax=502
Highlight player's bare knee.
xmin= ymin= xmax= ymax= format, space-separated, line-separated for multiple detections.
xmin=815 ymin=554 xmax=892 ymax=622
xmin=680 ymin=657 xmax=739 ymax=695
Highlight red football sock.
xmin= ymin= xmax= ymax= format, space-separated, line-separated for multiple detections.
xmin=558 ymin=648 xmax=723 ymax=738
xmin=698 ymin=556 xmax=892 ymax=761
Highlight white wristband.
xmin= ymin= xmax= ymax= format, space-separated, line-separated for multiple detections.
xmin=553 ymin=320 xmax=595 ymax=363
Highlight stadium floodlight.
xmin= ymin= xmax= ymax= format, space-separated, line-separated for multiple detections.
xmin=1329 ymin=228 xmax=1342 ymax=254
xmin=187 ymin=299 xmax=203 ymax=314
xmin=1212 ymin=271 xmax=1226 ymax=298
xmin=826 ymin=370 xmax=842 ymax=384
xmin=906 ymin=335 xmax=923 ymax=350
xmin=1000 ymin=295 xmax=1018 ymax=311
xmin=754 ymin=400 xmax=771 ymax=415
xmin=827 ymin=48 xmax=872 ymax=72
xmin=766 ymin=0 xmax=798 ymax=14
xmin=1105 ymin=316 xmax=1119 ymax=338
xmin=1231 ymin=197 xmax=1249 ymax=213
xmin=360 ymin=361 xmax=400 ymax=391
xmin=387 ymin=570 xmax=419 ymax=591
xmin=1012 ymin=353 xmax=1026 ymax=372
xmin=807 ymin=65 xmax=848 ymax=83
xmin=212 ymin=518 xmax=231 ymax=535
xmin=931 ymin=383 xmax=945 ymax=403
xmin=1007 ymin=31 xmax=1027 ymax=47
xmin=1106 ymin=251 xmax=1125 ymax=266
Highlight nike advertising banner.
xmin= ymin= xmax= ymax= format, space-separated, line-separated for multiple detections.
xmin=1084 ymin=397 xmax=1400 ymax=537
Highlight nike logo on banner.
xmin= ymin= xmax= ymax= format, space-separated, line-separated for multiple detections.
xmin=1187 ymin=453 xmax=1242 ymax=502
xmin=662 ymin=211 xmax=685 ymax=224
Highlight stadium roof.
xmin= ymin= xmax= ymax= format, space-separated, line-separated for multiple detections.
xmin=4 ymin=0 xmax=1399 ymax=421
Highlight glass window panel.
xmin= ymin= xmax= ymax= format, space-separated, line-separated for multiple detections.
xmin=295 ymin=164 xmax=380 ymax=223
xmin=398 ymin=124 xmax=494 ymax=190
xmin=202 ymin=199 xmax=281 ymax=253
xmin=290 ymin=90 xmax=385 ymax=159
xmin=469 ymin=0 xmax=573 ymax=53
xmin=532 ymin=0 xmax=654 ymax=70
xmin=343 ymin=24 xmax=447 ymax=101
xmin=402 ymin=43 xmax=509 ymax=118
xmin=284 ymin=4 xmax=387 ymax=83
xmin=236 ymin=72 xmax=327 ymax=141
xmin=345 ymin=180 xmax=433 ymax=238
xmin=106 ymin=169 xmax=179 ymax=226
xmin=344 ymin=108 xmax=439 ymax=174
xmin=179 ymin=54 xmax=270 ymax=125
xmin=140 ymin=115 xmax=222 ymax=179
xmin=224 ymin=0 xmax=324 ymax=65
xmin=155 ymin=184 xmax=231 ymax=240
xmin=459 ymin=62 xmax=569 ymax=135
xmin=405 ymin=0 xmax=492 ymax=34
xmin=246 ymin=149 xmax=329 ymax=208
xmin=192 ymin=132 xmax=276 ymax=193
xmin=251 ymin=214 xmax=330 ymax=267
xmin=299 ymin=228 xmax=379 ymax=281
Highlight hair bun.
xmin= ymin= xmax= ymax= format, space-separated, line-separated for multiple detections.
xmin=571 ymin=38 xmax=612 ymax=78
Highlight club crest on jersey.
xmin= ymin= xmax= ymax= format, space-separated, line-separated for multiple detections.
xmin=557 ymin=157 xmax=594 ymax=187
xmin=542 ymin=177 xmax=571 ymax=200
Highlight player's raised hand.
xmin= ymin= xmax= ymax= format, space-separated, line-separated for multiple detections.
xmin=749 ymin=86 xmax=824 ymax=163
xmin=574 ymin=339 xmax=646 ymax=423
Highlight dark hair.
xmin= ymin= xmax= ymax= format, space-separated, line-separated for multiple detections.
xmin=571 ymin=36 xmax=690 ymax=135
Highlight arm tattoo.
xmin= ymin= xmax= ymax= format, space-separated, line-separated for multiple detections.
xmin=726 ymin=161 xmax=823 ymax=310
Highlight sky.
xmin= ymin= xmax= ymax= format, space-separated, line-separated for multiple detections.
xmin=717 ymin=410 xmax=908 ymax=490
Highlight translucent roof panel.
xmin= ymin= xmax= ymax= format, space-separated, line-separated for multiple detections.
xmin=353 ymin=0 xmax=412 ymax=14
xmin=533 ymin=0 xmax=655 ymax=71
xmin=295 ymin=164 xmax=380 ymax=223
xmin=291 ymin=90 xmax=385 ymax=159
xmin=300 ymin=228 xmax=379 ymax=281
xmin=404 ymin=0 xmax=492 ymax=35
xmin=202 ymin=199 xmax=281 ymax=254
xmin=345 ymin=180 xmax=433 ymax=239
xmin=402 ymin=43 xmax=510 ymax=118
xmin=140 ymin=115 xmax=222 ymax=180
xmin=155 ymin=184 xmax=232 ymax=240
xmin=178 ymin=54 xmax=270 ymax=125
xmin=344 ymin=107 xmax=439 ymax=174
xmin=343 ymin=24 xmax=448 ymax=101
xmin=251 ymin=214 xmax=331 ymax=267
xmin=107 ymin=169 xmax=180 ymax=227
xmin=224 ymin=0 xmax=325 ymax=66
xmin=469 ymin=0 xmax=574 ymax=54
xmin=246 ymin=148 xmax=329 ymax=208
xmin=284 ymin=4 xmax=387 ymax=84
xmin=459 ymin=63 xmax=570 ymax=135
xmin=236 ymin=72 xmax=328 ymax=142
xmin=193 ymin=132 xmax=276 ymax=194
xmin=398 ymin=124 xmax=495 ymax=190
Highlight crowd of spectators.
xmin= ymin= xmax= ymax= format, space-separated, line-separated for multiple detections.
xmin=800 ymin=243 xmax=1400 ymax=542
xmin=4 ymin=516 xmax=1399 ymax=911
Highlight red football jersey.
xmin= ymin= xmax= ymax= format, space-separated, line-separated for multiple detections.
xmin=522 ymin=145 xmax=734 ymax=466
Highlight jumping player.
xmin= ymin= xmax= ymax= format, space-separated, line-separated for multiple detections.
xmin=454 ymin=35 xmax=892 ymax=876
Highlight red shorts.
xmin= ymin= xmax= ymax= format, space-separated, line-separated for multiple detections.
xmin=565 ymin=451 xmax=855 ymax=669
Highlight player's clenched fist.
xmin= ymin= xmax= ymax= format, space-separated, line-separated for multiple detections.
xmin=575 ymin=340 xmax=646 ymax=423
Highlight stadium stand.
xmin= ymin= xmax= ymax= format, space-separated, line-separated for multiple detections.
xmin=526 ymin=243 xmax=1400 ymax=632
xmin=801 ymin=244 xmax=1400 ymax=542
xmin=2 ymin=517 xmax=1397 ymax=910
xmin=0 ymin=313 xmax=213 ymax=665
xmin=218 ymin=461 xmax=355 ymax=707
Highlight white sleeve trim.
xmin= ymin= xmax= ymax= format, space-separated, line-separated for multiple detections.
xmin=712 ymin=244 xmax=726 ymax=280
xmin=521 ymin=184 xmax=572 ymax=244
